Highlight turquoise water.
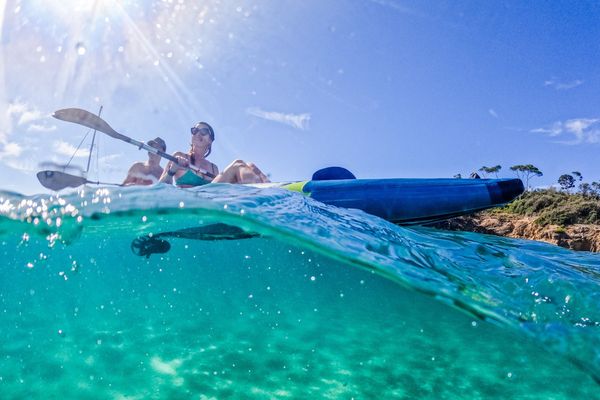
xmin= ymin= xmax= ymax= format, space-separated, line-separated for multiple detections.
xmin=1 ymin=184 xmax=599 ymax=399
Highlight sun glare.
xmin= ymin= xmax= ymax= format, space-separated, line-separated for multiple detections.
xmin=2 ymin=0 xmax=260 ymax=168
xmin=31 ymin=0 xmax=127 ymax=20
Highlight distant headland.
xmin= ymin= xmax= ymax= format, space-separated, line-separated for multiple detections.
xmin=434 ymin=185 xmax=600 ymax=252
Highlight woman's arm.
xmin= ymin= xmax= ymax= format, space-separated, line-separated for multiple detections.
xmin=159 ymin=152 xmax=190 ymax=184
xmin=158 ymin=160 xmax=176 ymax=184
xmin=209 ymin=162 xmax=219 ymax=181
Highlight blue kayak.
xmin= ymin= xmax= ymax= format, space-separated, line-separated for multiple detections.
xmin=280 ymin=178 xmax=524 ymax=225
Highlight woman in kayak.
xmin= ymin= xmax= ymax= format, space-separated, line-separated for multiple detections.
xmin=158 ymin=121 xmax=269 ymax=187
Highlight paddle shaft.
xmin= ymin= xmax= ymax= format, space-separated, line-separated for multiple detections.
xmin=85 ymin=105 xmax=103 ymax=176
xmin=115 ymin=134 xmax=216 ymax=178
xmin=86 ymin=179 xmax=122 ymax=186
xmin=53 ymin=108 xmax=216 ymax=178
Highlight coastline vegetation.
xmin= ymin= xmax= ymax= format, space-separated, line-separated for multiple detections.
xmin=461 ymin=166 xmax=600 ymax=227
xmin=501 ymin=189 xmax=600 ymax=226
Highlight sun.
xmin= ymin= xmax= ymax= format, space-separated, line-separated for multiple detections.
xmin=4 ymin=0 xmax=249 ymax=137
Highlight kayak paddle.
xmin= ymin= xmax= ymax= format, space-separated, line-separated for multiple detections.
xmin=52 ymin=108 xmax=216 ymax=178
xmin=131 ymin=224 xmax=260 ymax=258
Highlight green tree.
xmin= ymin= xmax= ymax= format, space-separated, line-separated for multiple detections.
xmin=591 ymin=182 xmax=600 ymax=197
xmin=579 ymin=182 xmax=591 ymax=196
xmin=558 ymin=174 xmax=575 ymax=191
xmin=572 ymin=171 xmax=583 ymax=181
xmin=510 ymin=164 xmax=543 ymax=190
xmin=478 ymin=165 xmax=502 ymax=178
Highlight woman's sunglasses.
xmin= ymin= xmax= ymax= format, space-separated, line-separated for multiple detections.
xmin=191 ymin=126 xmax=213 ymax=138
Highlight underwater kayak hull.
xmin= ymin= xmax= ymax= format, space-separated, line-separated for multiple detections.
xmin=278 ymin=178 xmax=524 ymax=225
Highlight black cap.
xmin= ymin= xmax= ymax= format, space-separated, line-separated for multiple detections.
xmin=147 ymin=137 xmax=166 ymax=151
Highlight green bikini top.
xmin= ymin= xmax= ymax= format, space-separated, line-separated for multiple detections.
xmin=175 ymin=170 xmax=211 ymax=187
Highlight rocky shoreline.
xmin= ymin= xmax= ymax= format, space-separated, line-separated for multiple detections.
xmin=433 ymin=211 xmax=600 ymax=253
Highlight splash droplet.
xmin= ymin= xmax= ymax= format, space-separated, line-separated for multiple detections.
xmin=75 ymin=42 xmax=86 ymax=56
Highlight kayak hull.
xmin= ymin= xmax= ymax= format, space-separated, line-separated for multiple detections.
xmin=279 ymin=178 xmax=524 ymax=225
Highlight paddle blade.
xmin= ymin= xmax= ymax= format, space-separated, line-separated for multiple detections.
xmin=131 ymin=236 xmax=171 ymax=258
xmin=37 ymin=170 xmax=88 ymax=191
xmin=53 ymin=108 xmax=122 ymax=139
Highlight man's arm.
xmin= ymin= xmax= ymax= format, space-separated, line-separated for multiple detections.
xmin=122 ymin=163 xmax=144 ymax=186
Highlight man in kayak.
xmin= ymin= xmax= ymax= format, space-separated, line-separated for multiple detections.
xmin=122 ymin=137 xmax=167 ymax=186
xmin=159 ymin=121 xmax=269 ymax=187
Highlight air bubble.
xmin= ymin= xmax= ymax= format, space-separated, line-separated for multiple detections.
xmin=75 ymin=42 xmax=86 ymax=55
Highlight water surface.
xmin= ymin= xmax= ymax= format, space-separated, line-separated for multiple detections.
xmin=1 ymin=185 xmax=599 ymax=398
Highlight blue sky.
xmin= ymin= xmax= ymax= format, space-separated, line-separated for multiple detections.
xmin=1 ymin=0 xmax=599 ymax=194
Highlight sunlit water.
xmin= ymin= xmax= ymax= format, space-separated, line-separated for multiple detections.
xmin=1 ymin=184 xmax=599 ymax=399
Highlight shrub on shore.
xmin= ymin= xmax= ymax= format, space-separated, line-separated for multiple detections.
xmin=501 ymin=189 xmax=600 ymax=226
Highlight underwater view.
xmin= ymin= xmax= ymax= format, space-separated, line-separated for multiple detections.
xmin=1 ymin=185 xmax=599 ymax=398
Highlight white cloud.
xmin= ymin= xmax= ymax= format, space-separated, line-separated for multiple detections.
xmin=4 ymin=101 xmax=52 ymax=147
xmin=28 ymin=123 xmax=57 ymax=132
xmin=18 ymin=110 xmax=45 ymax=125
xmin=6 ymin=102 xmax=27 ymax=118
xmin=53 ymin=140 xmax=90 ymax=158
xmin=96 ymin=153 xmax=124 ymax=174
xmin=0 ymin=158 xmax=36 ymax=172
xmin=7 ymin=101 xmax=46 ymax=126
xmin=99 ymin=153 xmax=122 ymax=164
xmin=247 ymin=107 xmax=310 ymax=130
xmin=0 ymin=142 xmax=23 ymax=158
xmin=530 ymin=121 xmax=563 ymax=137
xmin=543 ymin=78 xmax=583 ymax=90
xmin=98 ymin=154 xmax=122 ymax=167
xmin=531 ymin=118 xmax=600 ymax=144
xmin=368 ymin=0 xmax=422 ymax=16
xmin=488 ymin=109 xmax=498 ymax=118
xmin=564 ymin=118 xmax=598 ymax=141
xmin=0 ymin=142 xmax=35 ymax=172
